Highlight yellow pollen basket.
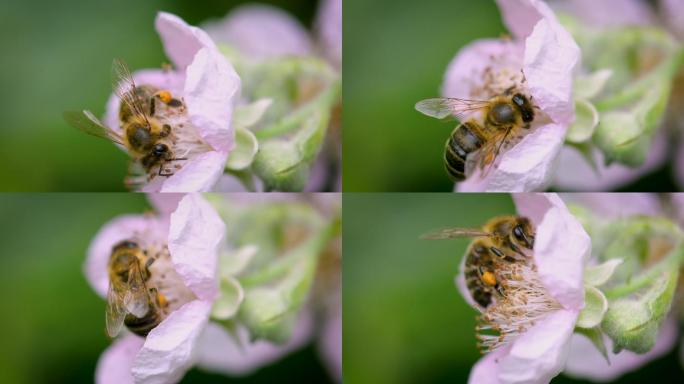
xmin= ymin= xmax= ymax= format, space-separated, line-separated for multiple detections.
xmin=481 ymin=271 xmax=497 ymax=287
xmin=156 ymin=90 xmax=173 ymax=103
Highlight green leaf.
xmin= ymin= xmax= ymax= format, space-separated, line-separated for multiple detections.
xmin=577 ymin=286 xmax=609 ymax=328
xmin=566 ymin=99 xmax=599 ymax=143
xmin=584 ymin=259 xmax=623 ymax=286
xmin=226 ymin=128 xmax=259 ymax=171
xmin=574 ymin=69 xmax=613 ymax=99
xmin=211 ymin=276 xmax=245 ymax=320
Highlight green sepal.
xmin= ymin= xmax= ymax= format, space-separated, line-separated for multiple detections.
xmin=577 ymin=286 xmax=609 ymax=329
xmin=584 ymin=259 xmax=623 ymax=287
xmin=575 ymin=327 xmax=610 ymax=364
xmin=566 ymin=99 xmax=599 ymax=143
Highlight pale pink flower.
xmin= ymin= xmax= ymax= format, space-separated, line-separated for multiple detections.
xmin=202 ymin=2 xmax=342 ymax=192
xmin=194 ymin=311 xmax=314 ymax=376
xmin=559 ymin=192 xmax=663 ymax=217
xmin=458 ymin=193 xmax=591 ymax=383
xmin=550 ymin=0 xmax=656 ymax=27
xmin=564 ymin=317 xmax=678 ymax=382
xmin=86 ymin=194 xmax=225 ymax=384
xmin=559 ymin=193 xmax=679 ymax=381
xmin=315 ymin=0 xmax=342 ymax=69
xmin=444 ymin=0 xmax=580 ymax=192
xmin=553 ymin=133 xmax=669 ymax=191
xmin=550 ymin=0 xmax=684 ymax=191
xmin=103 ymin=12 xmax=240 ymax=193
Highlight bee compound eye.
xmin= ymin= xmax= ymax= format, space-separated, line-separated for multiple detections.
xmin=513 ymin=225 xmax=524 ymax=240
xmin=153 ymin=144 xmax=168 ymax=156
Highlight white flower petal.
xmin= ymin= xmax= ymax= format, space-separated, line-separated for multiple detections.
xmin=533 ymin=197 xmax=590 ymax=310
xmin=498 ymin=309 xmax=578 ymax=384
xmin=495 ymin=0 xmax=561 ymax=40
xmin=442 ymin=39 xmax=523 ymax=99
xmin=132 ymin=300 xmax=212 ymax=384
xmin=523 ymin=18 xmax=579 ymax=126
xmin=146 ymin=193 xmax=186 ymax=215
xmin=550 ymin=0 xmax=656 ymax=27
xmin=554 ymin=132 xmax=668 ymax=191
xmin=86 ymin=215 xmax=166 ymax=298
xmin=95 ymin=334 xmax=144 ymax=384
xmin=559 ymin=193 xmax=663 ymax=218
xmin=662 ymin=0 xmax=684 ymax=40
xmin=512 ymin=193 xmax=563 ymax=232
xmin=469 ymin=346 xmax=510 ymax=384
xmin=184 ymin=47 xmax=240 ymax=153
xmin=565 ymin=316 xmax=678 ymax=382
xmin=315 ymin=0 xmax=342 ymax=68
xmin=457 ymin=123 xmax=565 ymax=192
xmin=155 ymin=12 xmax=217 ymax=70
xmin=168 ymin=194 xmax=225 ymax=301
xmin=195 ymin=311 xmax=313 ymax=376
xmin=146 ymin=151 xmax=228 ymax=193
xmin=203 ymin=4 xmax=313 ymax=59
xmin=318 ymin=303 xmax=342 ymax=382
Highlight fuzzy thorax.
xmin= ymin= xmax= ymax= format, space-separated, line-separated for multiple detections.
xmin=127 ymin=91 xmax=213 ymax=185
xmin=475 ymin=260 xmax=560 ymax=353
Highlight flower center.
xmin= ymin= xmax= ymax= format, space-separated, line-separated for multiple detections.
xmin=125 ymin=88 xmax=213 ymax=185
xmin=131 ymin=229 xmax=197 ymax=319
xmin=475 ymin=258 xmax=560 ymax=353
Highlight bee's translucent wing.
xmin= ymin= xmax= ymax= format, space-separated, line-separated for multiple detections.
xmin=63 ymin=110 xmax=124 ymax=145
xmin=415 ymin=98 xmax=490 ymax=121
xmin=420 ymin=227 xmax=492 ymax=240
xmin=105 ymin=281 xmax=127 ymax=337
xmin=123 ymin=261 xmax=149 ymax=318
xmin=112 ymin=58 xmax=149 ymax=121
xmin=478 ymin=125 xmax=514 ymax=177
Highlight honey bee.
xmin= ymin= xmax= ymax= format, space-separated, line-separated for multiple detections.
xmin=106 ymin=240 xmax=167 ymax=337
xmin=64 ymin=59 xmax=186 ymax=179
xmin=415 ymin=90 xmax=535 ymax=181
xmin=421 ymin=216 xmax=535 ymax=308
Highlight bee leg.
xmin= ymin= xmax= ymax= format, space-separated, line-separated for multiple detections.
xmin=158 ymin=164 xmax=173 ymax=177
xmin=149 ymin=96 xmax=156 ymax=117
xmin=495 ymin=284 xmax=505 ymax=297
xmin=161 ymin=124 xmax=171 ymax=137
xmin=490 ymin=247 xmax=505 ymax=259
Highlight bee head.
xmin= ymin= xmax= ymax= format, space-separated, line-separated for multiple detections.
xmin=512 ymin=93 xmax=534 ymax=124
xmin=510 ymin=217 xmax=535 ymax=251
xmin=152 ymin=143 xmax=169 ymax=157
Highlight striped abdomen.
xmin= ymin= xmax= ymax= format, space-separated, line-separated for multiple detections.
xmin=464 ymin=241 xmax=497 ymax=308
xmin=124 ymin=307 xmax=162 ymax=336
xmin=444 ymin=121 xmax=486 ymax=181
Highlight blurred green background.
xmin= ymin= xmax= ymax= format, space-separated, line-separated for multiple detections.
xmin=342 ymin=0 xmax=678 ymax=192
xmin=0 ymin=194 xmax=333 ymax=383
xmin=0 ymin=0 xmax=320 ymax=191
xmin=342 ymin=193 xmax=684 ymax=383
